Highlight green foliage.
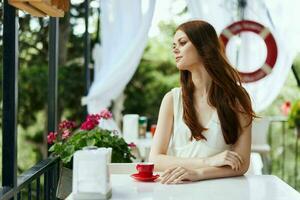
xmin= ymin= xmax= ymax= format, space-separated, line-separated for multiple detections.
xmin=58 ymin=62 xmax=86 ymax=122
xmin=123 ymin=21 xmax=179 ymax=124
xmin=6 ymin=62 xmax=85 ymax=129
xmin=18 ymin=65 xmax=48 ymax=128
xmin=288 ymin=100 xmax=300 ymax=128
xmin=123 ymin=58 xmax=179 ymax=122
xmin=49 ymin=127 xmax=134 ymax=165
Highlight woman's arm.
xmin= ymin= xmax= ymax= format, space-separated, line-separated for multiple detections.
xmin=199 ymin=109 xmax=252 ymax=176
xmin=197 ymin=121 xmax=251 ymax=180
xmin=160 ymin=111 xmax=252 ymax=184
xmin=148 ymin=91 xmax=210 ymax=171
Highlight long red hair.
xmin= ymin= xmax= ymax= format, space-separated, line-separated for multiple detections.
xmin=177 ymin=20 xmax=256 ymax=144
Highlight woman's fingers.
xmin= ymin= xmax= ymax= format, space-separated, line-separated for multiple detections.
xmin=207 ymin=150 xmax=243 ymax=171
xmin=161 ymin=168 xmax=175 ymax=183
xmin=225 ymin=151 xmax=243 ymax=170
xmin=172 ymin=172 xmax=188 ymax=184
xmin=164 ymin=168 xmax=186 ymax=184
xmin=161 ymin=167 xmax=181 ymax=183
xmin=161 ymin=172 xmax=173 ymax=183
xmin=230 ymin=151 xmax=244 ymax=165
xmin=227 ymin=155 xmax=241 ymax=170
xmin=225 ymin=157 xmax=239 ymax=170
xmin=173 ymin=180 xmax=184 ymax=184
xmin=224 ymin=159 xmax=235 ymax=170
xmin=161 ymin=167 xmax=183 ymax=184
xmin=161 ymin=166 xmax=177 ymax=177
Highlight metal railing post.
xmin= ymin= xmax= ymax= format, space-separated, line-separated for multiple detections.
xmin=2 ymin=1 xmax=18 ymax=199
xmin=84 ymin=0 xmax=91 ymax=115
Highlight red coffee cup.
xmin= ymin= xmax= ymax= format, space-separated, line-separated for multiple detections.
xmin=136 ymin=163 xmax=154 ymax=177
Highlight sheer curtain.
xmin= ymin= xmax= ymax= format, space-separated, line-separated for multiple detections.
xmin=186 ymin=0 xmax=300 ymax=112
xmin=83 ymin=0 xmax=156 ymax=114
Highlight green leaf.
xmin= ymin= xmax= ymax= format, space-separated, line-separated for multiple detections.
xmin=86 ymin=138 xmax=96 ymax=146
xmin=65 ymin=145 xmax=75 ymax=155
xmin=49 ymin=144 xmax=56 ymax=152
xmin=62 ymin=155 xmax=73 ymax=164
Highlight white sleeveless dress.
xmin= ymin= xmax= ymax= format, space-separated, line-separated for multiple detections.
xmin=167 ymin=87 xmax=231 ymax=158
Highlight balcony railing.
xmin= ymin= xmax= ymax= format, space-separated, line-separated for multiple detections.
xmin=268 ymin=116 xmax=299 ymax=191
xmin=0 ymin=157 xmax=59 ymax=200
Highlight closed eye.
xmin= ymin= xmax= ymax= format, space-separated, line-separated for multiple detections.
xmin=173 ymin=39 xmax=187 ymax=49
xmin=179 ymin=41 xmax=187 ymax=46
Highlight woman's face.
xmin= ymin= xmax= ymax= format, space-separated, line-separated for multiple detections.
xmin=173 ymin=30 xmax=201 ymax=70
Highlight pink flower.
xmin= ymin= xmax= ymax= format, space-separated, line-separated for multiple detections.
xmin=80 ymin=111 xmax=112 ymax=130
xmin=128 ymin=142 xmax=136 ymax=148
xmin=99 ymin=109 xmax=113 ymax=119
xmin=281 ymin=101 xmax=291 ymax=116
xmin=81 ymin=120 xmax=98 ymax=130
xmin=80 ymin=113 xmax=102 ymax=130
xmin=47 ymin=132 xmax=57 ymax=144
xmin=59 ymin=120 xmax=76 ymax=130
xmin=62 ymin=129 xmax=71 ymax=140
xmin=86 ymin=114 xmax=101 ymax=122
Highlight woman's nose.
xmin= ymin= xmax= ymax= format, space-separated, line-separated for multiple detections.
xmin=173 ymin=47 xmax=179 ymax=54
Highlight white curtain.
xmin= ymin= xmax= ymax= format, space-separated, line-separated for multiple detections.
xmin=186 ymin=0 xmax=300 ymax=112
xmin=83 ymin=0 xmax=156 ymax=114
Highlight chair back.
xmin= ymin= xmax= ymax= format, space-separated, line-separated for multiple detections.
xmin=252 ymin=117 xmax=270 ymax=146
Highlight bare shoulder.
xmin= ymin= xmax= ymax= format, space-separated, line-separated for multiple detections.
xmin=163 ymin=90 xmax=173 ymax=101
xmin=155 ymin=90 xmax=174 ymax=126
xmin=161 ymin=90 xmax=173 ymax=109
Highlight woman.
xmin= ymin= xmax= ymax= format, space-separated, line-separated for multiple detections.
xmin=149 ymin=20 xmax=256 ymax=184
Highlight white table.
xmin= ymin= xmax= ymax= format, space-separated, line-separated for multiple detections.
xmin=67 ymin=174 xmax=300 ymax=200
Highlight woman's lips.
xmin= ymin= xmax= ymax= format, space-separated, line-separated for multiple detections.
xmin=176 ymin=56 xmax=182 ymax=62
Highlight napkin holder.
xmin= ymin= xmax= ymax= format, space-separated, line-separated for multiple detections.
xmin=72 ymin=146 xmax=112 ymax=200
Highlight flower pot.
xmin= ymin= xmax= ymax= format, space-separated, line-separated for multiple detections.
xmin=8 ymin=0 xmax=67 ymax=17
xmin=56 ymin=166 xmax=72 ymax=200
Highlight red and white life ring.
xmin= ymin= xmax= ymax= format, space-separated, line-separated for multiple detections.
xmin=220 ymin=20 xmax=278 ymax=83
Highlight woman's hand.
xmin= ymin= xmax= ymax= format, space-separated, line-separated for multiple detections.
xmin=206 ymin=150 xmax=244 ymax=171
xmin=160 ymin=166 xmax=200 ymax=184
